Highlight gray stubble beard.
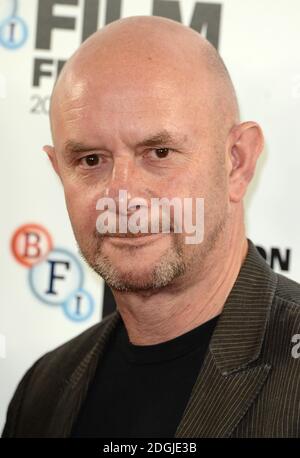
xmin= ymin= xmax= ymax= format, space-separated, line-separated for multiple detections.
xmin=77 ymin=207 xmax=227 ymax=293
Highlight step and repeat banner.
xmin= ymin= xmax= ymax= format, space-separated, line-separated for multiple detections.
xmin=0 ymin=0 xmax=299 ymax=432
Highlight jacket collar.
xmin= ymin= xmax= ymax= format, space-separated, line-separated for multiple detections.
xmin=209 ymin=238 xmax=277 ymax=375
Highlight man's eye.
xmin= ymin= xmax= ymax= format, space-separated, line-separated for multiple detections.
xmin=148 ymin=148 xmax=171 ymax=159
xmin=80 ymin=154 xmax=101 ymax=168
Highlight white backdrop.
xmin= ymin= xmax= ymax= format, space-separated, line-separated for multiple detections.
xmin=1 ymin=0 xmax=300 ymax=432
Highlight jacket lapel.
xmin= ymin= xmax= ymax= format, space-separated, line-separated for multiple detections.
xmin=46 ymin=310 xmax=121 ymax=438
xmin=175 ymin=239 xmax=278 ymax=437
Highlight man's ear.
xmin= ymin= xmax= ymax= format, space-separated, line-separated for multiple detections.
xmin=227 ymin=121 xmax=264 ymax=203
xmin=43 ymin=145 xmax=60 ymax=177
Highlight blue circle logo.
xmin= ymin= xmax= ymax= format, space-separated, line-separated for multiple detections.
xmin=62 ymin=289 xmax=95 ymax=322
xmin=0 ymin=1 xmax=28 ymax=49
xmin=28 ymin=248 xmax=84 ymax=306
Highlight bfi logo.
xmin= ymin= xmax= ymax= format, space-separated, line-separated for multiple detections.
xmin=11 ymin=224 xmax=95 ymax=322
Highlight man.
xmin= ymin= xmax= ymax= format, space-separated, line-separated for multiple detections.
xmin=2 ymin=15 xmax=300 ymax=438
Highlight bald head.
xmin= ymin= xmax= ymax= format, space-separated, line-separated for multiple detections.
xmin=50 ymin=15 xmax=239 ymax=139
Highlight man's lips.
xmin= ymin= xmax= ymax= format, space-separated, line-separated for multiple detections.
xmin=105 ymin=232 xmax=163 ymax=238
xmin=105 ymin=232 xmax=167 ymax=246
xmin=103 ymin=230 xmax=173 ymax=238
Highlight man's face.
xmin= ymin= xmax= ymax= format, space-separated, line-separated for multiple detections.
xmin=50 ymin=65 xmax=230 ymax=291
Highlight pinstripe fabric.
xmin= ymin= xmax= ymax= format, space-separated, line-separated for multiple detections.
xmin=174 ymin=241 xmax=300 ymax=438
xmin=2 ymin=238 xmax=300 ymax=438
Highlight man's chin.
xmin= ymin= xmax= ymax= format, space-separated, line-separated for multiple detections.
xmin=92 ymin=252 xmax=186 ymax=292
xmin=98 ymin=264 xmax=162 ymax=292
xmin=106 ymin=277 xmax=159 ymax=293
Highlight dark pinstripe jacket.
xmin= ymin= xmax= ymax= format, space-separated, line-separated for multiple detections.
xmin=2 ymin=239 xmax=300 ymax=438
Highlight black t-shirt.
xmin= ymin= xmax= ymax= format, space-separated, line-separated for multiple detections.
xmin=71 ymin=314 xmax=219 ymax=438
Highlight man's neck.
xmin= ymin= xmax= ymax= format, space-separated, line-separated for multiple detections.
xmin=112 ymin=227 xmax=248 ymax=346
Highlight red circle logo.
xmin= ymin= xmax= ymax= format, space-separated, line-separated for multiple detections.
xmin=11 ymin=223 xmax=53 ymax=267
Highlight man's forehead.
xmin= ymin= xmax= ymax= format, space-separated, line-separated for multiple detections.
xmin=51 ymin=78 xmax=202 ymax=142
xmin=57 ymin=72 xmax=195 ymax=107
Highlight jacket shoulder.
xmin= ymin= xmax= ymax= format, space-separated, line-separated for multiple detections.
xmin=265 ymin=271 xmax=300 ymax=364
xmin=2 ymin=311 xmax=118 ymax=437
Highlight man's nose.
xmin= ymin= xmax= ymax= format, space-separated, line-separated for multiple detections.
xmin=104 ymin=157 xmax=143 ymax=213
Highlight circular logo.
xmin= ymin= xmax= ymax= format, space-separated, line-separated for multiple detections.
xmin=28 ymin=248 xmax=84 ymax=306
xmin=0 ymin=15 xmax=28 ymax=49
xmin=62 ymin=288 xmax=95 ymax=322
xmin=11 ymin=223 xmax=53 ymax=267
